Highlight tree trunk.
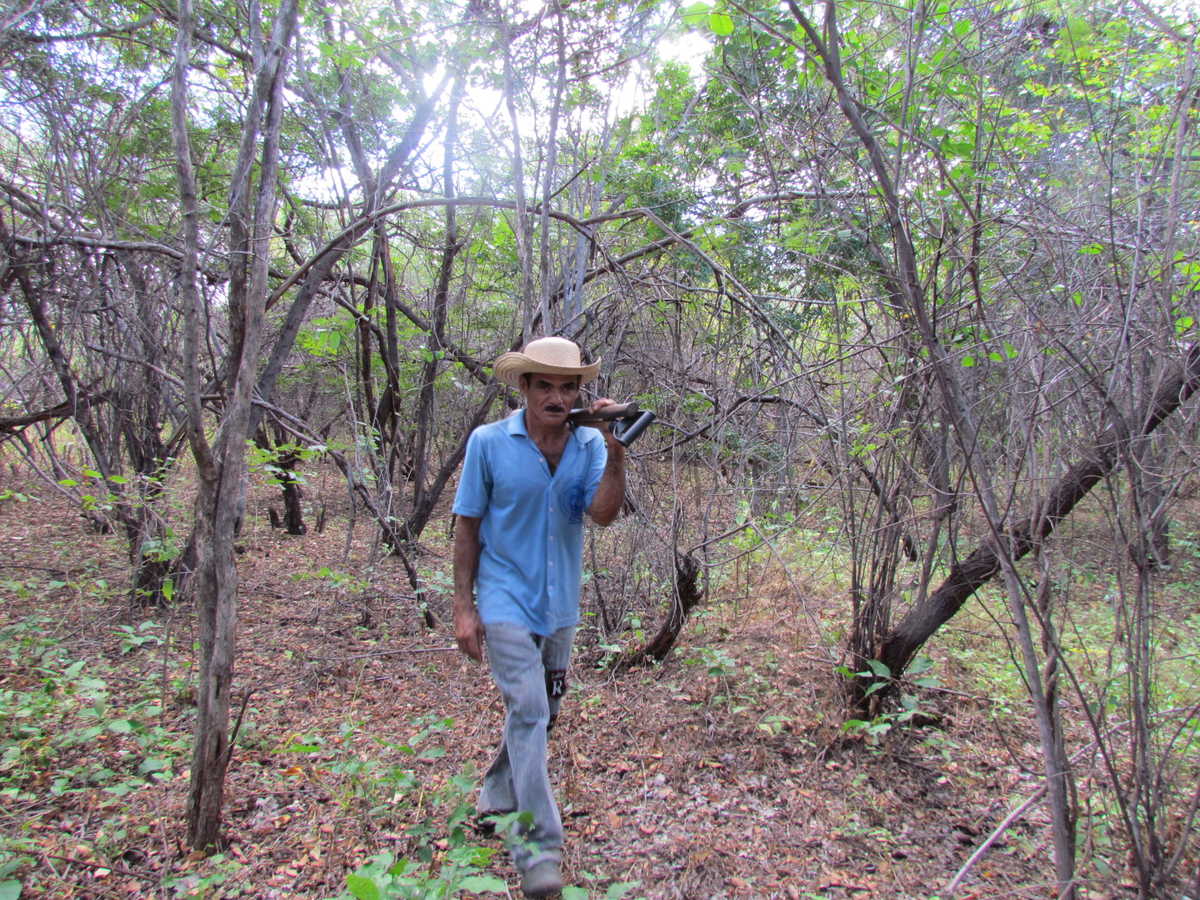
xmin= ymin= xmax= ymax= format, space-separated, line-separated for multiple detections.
xmin=408 ymin=75 xmax=463 ymax=545
xmin=186 ymin=489 xmax=237 ymax=849
xmin=172 ymin=0 xmax=299 ymax=851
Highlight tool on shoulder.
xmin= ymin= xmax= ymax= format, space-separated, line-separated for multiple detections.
xmin=567 ymin=402 xmax=656 ymax=447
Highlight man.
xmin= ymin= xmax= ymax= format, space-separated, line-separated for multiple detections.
xmin=452 ymin=336 xmax=625 ymax=898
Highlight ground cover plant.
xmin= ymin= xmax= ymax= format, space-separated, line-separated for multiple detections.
xmin=1 ymin=469 xmax=1196 ymax=898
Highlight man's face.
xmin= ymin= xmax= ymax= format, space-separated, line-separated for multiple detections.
xmin=521 ymin=373 xmax=581 ymax=429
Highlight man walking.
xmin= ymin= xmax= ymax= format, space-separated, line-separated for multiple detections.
xmin=452 ymin=336 xmax=625 ymax=898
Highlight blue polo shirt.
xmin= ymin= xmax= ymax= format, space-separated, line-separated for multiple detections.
xmin=453 ymin=410 xmax=608 ymax=635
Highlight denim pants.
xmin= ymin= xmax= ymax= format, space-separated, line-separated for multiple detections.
xmin=479 ymin=621 xmax=576 ymax=870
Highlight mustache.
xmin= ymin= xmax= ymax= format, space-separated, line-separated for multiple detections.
xmin=544 ymin=404 xmax=567 ymax=413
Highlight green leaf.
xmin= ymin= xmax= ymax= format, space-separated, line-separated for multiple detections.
xmin=961 ymin=354 xmax=976 ymax=367
xmin=0 ymin=880 xmax=22 ymax=900
xmin=865 ymin=659 xmax=891 ymax=678
xmin=284 ymin=740 xmax=323 ymax=753
xmin=345 ymin=873 xmax=382 ymax=900
xmin=707 ymin=12 xmax=734 ymax=35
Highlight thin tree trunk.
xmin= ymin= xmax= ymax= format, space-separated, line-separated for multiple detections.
xmin=501 ymin=15 xmax=535 ymax=339
xmin=537 ymin=0 xmax=567 ymax=332
xmin=173 ymin=0 xmax=299 ymax=850
xmin=410 ymin=75 xmax=464 ymax=547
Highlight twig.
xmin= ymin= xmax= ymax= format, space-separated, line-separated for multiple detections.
xmin=945 ymin=785 xmax=1047 ymax=895
xmin=223 ymin=689 xmax=257 ymax=770
xmin=945 ymin=728 xmax=1130 ymax=896
xmin=304 ymin=646 xmax=458 ymax=662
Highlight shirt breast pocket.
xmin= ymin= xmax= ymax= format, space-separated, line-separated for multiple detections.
xmin=554 ymin=479 xmax=589 ymax=525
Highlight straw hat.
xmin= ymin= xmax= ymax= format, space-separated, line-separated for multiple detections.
xmin=493 ymin=336 xmax=601 ymax=388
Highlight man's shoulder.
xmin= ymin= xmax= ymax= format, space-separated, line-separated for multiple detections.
xmin=465 ymin=415 xmax=523 ymax=464
xmin=472 ymin=413 xmax=519 ymax=442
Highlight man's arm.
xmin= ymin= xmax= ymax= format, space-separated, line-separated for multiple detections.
xmin=453 ymin=514 xmax=485 ymax=661
xmin=587 ymin=401 xmax=626 ymax=526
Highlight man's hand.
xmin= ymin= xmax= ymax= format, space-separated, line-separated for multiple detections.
xmin=588 ymin=398 xmax=628 ymax=457
xmin=454 ymin=599 xmax=485 ymax=662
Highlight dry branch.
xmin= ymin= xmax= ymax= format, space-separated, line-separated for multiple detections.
xmin=879 ymin=343 xmax=1200 ymax=676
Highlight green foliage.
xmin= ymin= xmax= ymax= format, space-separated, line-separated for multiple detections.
xmin=56 ymin=468 xmax=126 ymax=515
xmin=297 ymin=312 xmax=357 ymax=361
xmin=287 ymin=715 xmax=507 ymax=899
xmin=837 ymin=656 xmax=941 ymax=745
xmin=563 ymin=877 xmax=642 ymax=900
xmin=162 ymin=852 xmax=247 ymax=898
xmin=293 ymin=566 xmax=368 ymax=596
xmin=247 ymin=440 xmax=324 ymax=487
xmin=0 ymin=612 xmax=186 ymax=890
xmin=342 ymin=848 xmax=505 ymax=899
xmin=681 ymin=638 xmax=789 ymax=720
xmin=0 ymin=839 xmax=30 ymax=900
xmin=115 ymin=620 xmax=165 ymax=655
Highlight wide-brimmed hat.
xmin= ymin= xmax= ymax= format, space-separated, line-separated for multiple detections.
xmin=493 ymin=336 xmax=601 ymax=388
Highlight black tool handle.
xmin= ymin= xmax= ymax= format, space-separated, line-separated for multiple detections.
xmin=612 ymin=410 xmax=656 ymax=447
xmin=566 ymin=402 xmax=638 ymax=426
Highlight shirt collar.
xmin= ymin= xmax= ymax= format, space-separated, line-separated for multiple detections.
xmin=505 ymin=409 xmax=528 ymax=437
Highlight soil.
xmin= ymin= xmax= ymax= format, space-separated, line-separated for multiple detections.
xmin=0 ymin=473 xmax=1156 ymax=899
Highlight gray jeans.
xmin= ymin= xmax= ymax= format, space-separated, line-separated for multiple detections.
xmin=479 ymin=621 xmax=576 ymax=870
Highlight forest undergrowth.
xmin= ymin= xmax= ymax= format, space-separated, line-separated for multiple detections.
xmin=1 ymin=467 xmax=1195 ymax=899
